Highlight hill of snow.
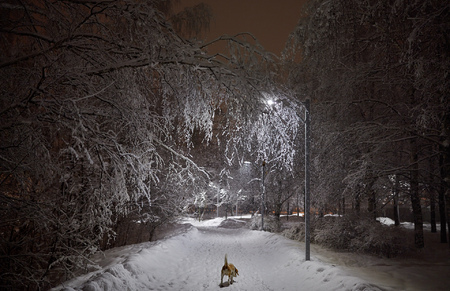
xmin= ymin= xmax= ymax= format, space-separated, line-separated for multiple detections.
xmin=52 ymin=216 xmax=449 ymax=291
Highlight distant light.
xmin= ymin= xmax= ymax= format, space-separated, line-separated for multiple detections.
xmin=267 ymin=99 xmax=274 ymax=106
xmin=244 ymin=161 xmax=251 ymax=164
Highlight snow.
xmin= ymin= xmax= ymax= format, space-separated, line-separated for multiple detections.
xmin=376 ymin=216 xmax=441 ymax=231
xmin=376 ymin=217 xmax=396 ymax=225
xmin=52 ymin=216 xmax=449 ymax=291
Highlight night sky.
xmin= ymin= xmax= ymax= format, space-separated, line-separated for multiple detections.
xmin=177 ymin=0 xmax=307 ymax=55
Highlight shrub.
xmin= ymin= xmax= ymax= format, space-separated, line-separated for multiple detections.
xmin=250 ymin=215 xmax=281 ymax=232
xmin=282 ymin=222 xmax=305 ymax=241
xmin=283 ymin=214 xmax=413 ymax=258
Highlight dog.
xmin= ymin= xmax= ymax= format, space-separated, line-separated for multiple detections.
xmin=220 ymin=254 xmax=239 ymax=286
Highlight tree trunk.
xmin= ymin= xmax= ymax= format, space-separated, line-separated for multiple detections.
xmin=442 ymin=112 xmax=450 ymax=247
xmin=287 ymin=201 xmax=289 ymax=221
xmin=354 ymin=186 xmax=361 ymax=214
xmin=393 ymin=174 xmax=400 ymax=226
xmin=342 ymin=197 xmax=346 ymax=216
xmin=430 ymin=157 xmax=437 ymax=233
xmin=367 ymin=188 xmax=377 ymax=220
xmin=410 ymin=138 xmax=424 ymax=248
xmin=274 ymin=202 xmax=282 ymax=218
xmin=430 ymin=191 xmax=437 ymax=233
xmin=446 ymin=183 xmax=450 ymax=249
xmin=439 ymin=151 xmax=448 ymax=243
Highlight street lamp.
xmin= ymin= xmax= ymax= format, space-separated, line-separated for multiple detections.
xmin=261 ymin=160 xmax=266 ymax=231
xmin=260 ymin=96 xmax=311 ymax=261
xmin=303 ymin=99 xmax=311 ymax=261
xmin=260 ymin=98 xmax=272 ymax=231
xmin=217 ymin=187 xmax=220 ymax=218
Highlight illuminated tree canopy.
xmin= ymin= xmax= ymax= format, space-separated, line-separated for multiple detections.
xmin=0 ymin=0 xmax=301 ymax=288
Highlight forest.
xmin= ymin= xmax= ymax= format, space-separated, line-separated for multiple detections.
xmin=0 ymin=0 xmax=449 ymax=289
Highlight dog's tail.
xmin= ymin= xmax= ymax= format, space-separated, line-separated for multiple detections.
xmin=224 ymin=254 xmax=228 ymax=266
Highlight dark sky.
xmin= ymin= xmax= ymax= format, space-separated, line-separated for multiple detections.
xmin=176 ymin=0 xmax=307 ymax=56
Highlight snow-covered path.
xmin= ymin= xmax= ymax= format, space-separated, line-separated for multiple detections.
xmin=54 ymin=217 xmax=383 ymax=291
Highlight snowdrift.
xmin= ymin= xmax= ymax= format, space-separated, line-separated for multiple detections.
xmin=52 ymin=216 xmax=448 ymax=291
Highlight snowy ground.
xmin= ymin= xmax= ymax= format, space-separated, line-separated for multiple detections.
xmin=52 ymin=216 xmax=449 ymax=291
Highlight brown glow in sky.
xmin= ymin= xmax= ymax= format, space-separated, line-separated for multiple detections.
xmin=177 ymin=0 xmax=307 ymax=56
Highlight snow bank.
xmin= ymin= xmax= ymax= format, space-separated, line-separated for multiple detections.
xmin=180 ymin=216 xmax=225 ymax=227
xmin=376 ymin=217 xmax=395 ymax=225
xmin=180 ymin=215 xmax=251 ymax=227
xmin=52 ymin=216 xmax=385 ymax=291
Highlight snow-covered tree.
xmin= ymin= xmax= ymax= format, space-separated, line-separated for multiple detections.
xmin=286 ymin=0 xmax=449 ymax=248
xmin=0 ymin=0 xmax=303 ymax=289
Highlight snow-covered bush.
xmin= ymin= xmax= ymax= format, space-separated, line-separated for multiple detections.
xmin=313 ymin=215 xmax=412 ymax=257
xmin=283 ymin=215 xmax=412 ymax=257
xmin=282 ymin=222 xmax=305 ymax=241
xmin=218 ymin=218 xmax=247 ymax=229
xmin=250 ymin=215 xmax=281 ymax=232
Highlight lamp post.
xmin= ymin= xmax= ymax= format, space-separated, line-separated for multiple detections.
xmin=217 ymin=187 xmax=220 ymax=218
xmin=303 ymin=99 xmax=311 ymax=261
xmin=261 ymin=101 xmax=272 ymax=231
xmin=260 ymin=96 xmax=310 ymax=261
xmin=261 ymin=160 xmax=266 ymax=231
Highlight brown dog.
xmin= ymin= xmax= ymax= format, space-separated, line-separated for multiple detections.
xmin=221 ymin=254 xmax=239 ymax=286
